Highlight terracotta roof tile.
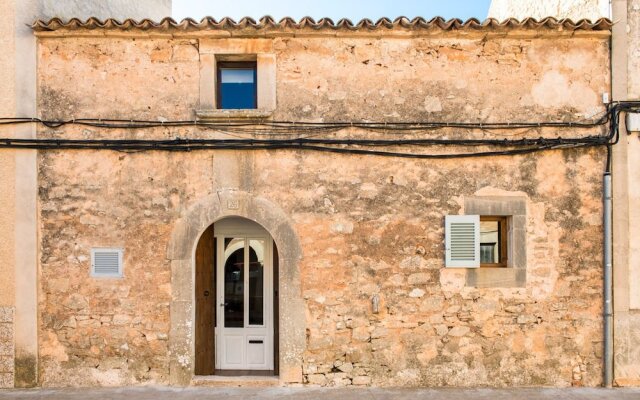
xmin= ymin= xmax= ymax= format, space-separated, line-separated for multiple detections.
xmin=31 ymin=16 xmax=612 ymax=32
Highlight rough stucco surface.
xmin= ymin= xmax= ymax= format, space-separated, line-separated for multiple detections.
xmin=35 ymin=32 xmax=609 ymax=387
xmin=488 ymin=0 xmax=610 ymax=21
xmin=613 ymin=0 xmax=640 ymax=387
xmin=0 ymin=0 xmax=17 ymax=309
xmin=0 ymin=1 xmax=18 ymax=388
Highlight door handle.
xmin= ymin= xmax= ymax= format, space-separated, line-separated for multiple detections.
xmin=204 ymin=290 xmax=210 ymax=297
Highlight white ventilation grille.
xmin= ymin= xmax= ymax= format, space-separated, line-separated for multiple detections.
xmin=91 ymin=248 xmax=123 ymax=277
xmin=445 ymin=215 xmax=480 ymax=268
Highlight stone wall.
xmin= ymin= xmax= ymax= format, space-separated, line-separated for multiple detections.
xmin=0 ymin=307 xmax=15 ymax=388
xmin=35 ymin=30 xmax=610 ymax=387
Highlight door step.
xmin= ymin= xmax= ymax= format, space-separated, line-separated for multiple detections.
xmin=191 ymin=375 xmax=280 ymax=388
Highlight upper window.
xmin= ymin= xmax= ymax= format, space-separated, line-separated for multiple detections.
xmin=480 ymin=216 xmax=508 ymax=268
xmin=217 ymin=61 xmax=257 ymax=110
xmin=196 ymin=41 xmax=275 ymax=119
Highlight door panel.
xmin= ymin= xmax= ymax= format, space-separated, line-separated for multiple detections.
xmin=216 ymin=232 xmax=273 ymax=371
xmin=224 ymin=334 xmax=245 ymax=366
xmin=247 ymin=336 xmax=266 ymax=365
xmin=194 ymin=225 xmax=215 ymax=375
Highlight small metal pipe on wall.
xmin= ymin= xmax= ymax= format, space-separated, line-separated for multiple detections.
xmin=603 ymin=171 xmax=613 ymax=387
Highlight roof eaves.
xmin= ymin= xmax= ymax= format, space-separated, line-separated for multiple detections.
xmin=31 ymin=16 xmax=613 ymax=32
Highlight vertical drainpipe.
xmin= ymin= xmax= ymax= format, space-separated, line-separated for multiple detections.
xmin=604 ymin=170 xmax=613 ymax=388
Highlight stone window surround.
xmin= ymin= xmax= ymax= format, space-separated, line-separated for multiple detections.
xmin=464 ymin=196 xmax=527 ymax=288
xmin=196 ymin=39 xmax=276 ymax=121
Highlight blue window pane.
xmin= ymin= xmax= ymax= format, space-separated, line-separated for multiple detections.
xmin=219 ymin=68 xmax=256 ymax=109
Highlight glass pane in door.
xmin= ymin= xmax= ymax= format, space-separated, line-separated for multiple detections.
xmin=248 ymin=239 xmax=265 ymax=326
xmin=224 ymin=238 xmax=244 ymax=328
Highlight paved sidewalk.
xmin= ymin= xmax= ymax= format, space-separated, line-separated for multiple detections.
xmin=0 ymin=387 xmax=639 ymax=399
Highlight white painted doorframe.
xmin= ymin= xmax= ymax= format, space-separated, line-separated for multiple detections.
xmin=214 ymin=219 xmax=274 ymax=371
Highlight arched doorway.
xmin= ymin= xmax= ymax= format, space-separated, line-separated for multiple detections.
xmin=194 ymin=217 xmax=279 ymax=376
xmin=167 ymin=190 xmax=303 ymax=386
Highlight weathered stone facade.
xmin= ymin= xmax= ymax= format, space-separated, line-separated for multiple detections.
xmin=32 ymin=22 xmax=610 ymax=387
xmin=500 ymin=0 xmax=640 ymax=387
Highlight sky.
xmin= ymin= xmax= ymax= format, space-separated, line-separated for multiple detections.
xmin=172 ymin=0 xmax=493 ymax=22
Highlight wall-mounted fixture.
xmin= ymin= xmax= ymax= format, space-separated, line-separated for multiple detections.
xmin=626 ymin=112 xmax=640 ymax=133
xmin=372 ymin=294 xmax=380 ymax=314
xmin=91 ymin=248 xmax=123 ymax=278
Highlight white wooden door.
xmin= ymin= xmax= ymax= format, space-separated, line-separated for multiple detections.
xmin=215 ymin=220 xmax=273 ymax=371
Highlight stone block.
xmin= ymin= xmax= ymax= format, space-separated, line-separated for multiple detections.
xmin=338 ymin=362 xmax=353 ymax=373
xmin=62 ymin=293 xmax=89 ymax=311
xmin=371 ymin=327 xmax=388 ymax=339
xmin=517 ymin=315 xmax=538 ymax=324
xmin=408 ymin=273 xmax=431 ymax=285
xmin=352 ymin=327 xmax=370 ymax=342
xmin=0 ymin=324 xmax=12 ymax=340
xmin=306 ymin=374 xmax=327 ymax=385
xmin=352 ymin=375 xmax=371 ymax=385
xmin=0 ymin=356 xmax=13 ymax=373
xmin=172 ymin=44 xmax=199 ymax=62
xmin=448 ymin=326 xmax=470 ymax=337
xmin=467 ymin=268 xmax=526 ymax=289
xmin=0 ymin=340 xmax=13 ymax=356
xmin=464 ymin=196 xmax=527 ymax=216
xmin=112 ymin=314 xmax=132 ymax=326
xmin=171 ymin=259 xmax=193 ymax=302
xmin=0 ymin=373 xmax=13 ymax=388
xmin=0 ymin=308 xmax=13 ymax=323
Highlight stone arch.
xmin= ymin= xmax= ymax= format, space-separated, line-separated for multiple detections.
xmin=167 ymin=190 xmax=303 ymax=385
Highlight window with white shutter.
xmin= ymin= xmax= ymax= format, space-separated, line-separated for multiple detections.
xmin=91 ymin=248 xmax=123 ymax=278
xmin=445 ymin=215 xmax=480 ymax=268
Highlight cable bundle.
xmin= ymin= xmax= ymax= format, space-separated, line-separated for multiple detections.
xmin=0 ymin=102 xmax=637 ymax=162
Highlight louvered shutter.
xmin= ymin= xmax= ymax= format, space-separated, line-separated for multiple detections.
xmin=91 ymin=248 xmax=123 ymax=277
xmin=445 ymin=215 xmax=480 ymax=268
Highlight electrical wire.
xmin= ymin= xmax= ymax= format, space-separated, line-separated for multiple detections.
xmin=0 ymin=140 xmax=600 ymax=159
xmin=0 ymin=102 xmax=636 ymax=160
xmin=0 ymin=135 xmax=609 ymax=147
xmin=0 ymin=113 xmax=611 ymax=131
